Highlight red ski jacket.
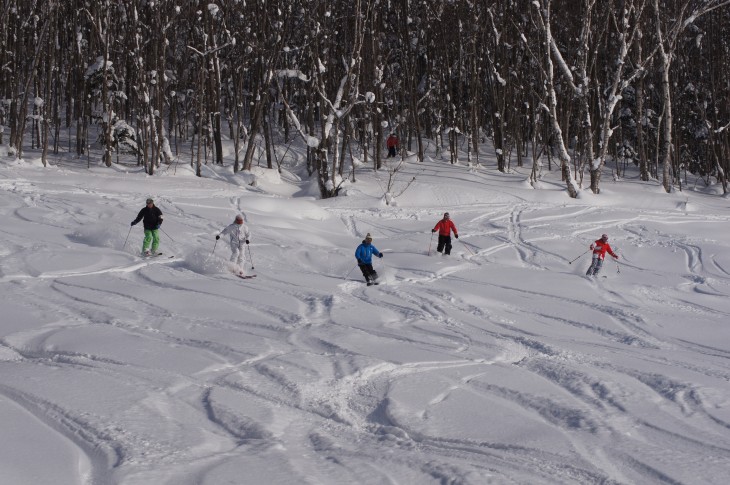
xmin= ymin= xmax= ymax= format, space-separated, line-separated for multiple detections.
xmin=591 ymin=239 xmax=617 ymax=260
xmin=386 ymin=135 xmax=399 ymax=148
xmin=433 ymin=219 xmax=458 ymax=237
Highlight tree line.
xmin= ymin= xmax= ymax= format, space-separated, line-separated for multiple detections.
xmin=1 ymin=0 xmax=728 ymax=197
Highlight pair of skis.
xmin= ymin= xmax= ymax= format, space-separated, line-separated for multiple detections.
xmin=143 ymin=252 xmax=174 ymax=259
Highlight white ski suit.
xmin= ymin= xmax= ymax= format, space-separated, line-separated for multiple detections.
xmin=220 ymin=221 xmax=250 ymax=265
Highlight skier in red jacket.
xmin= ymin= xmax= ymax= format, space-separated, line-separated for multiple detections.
xmin=586 ymin=233 xmax=618 ymax=276
xmin=432 ymin=212 xmax=458 ymax=255
xmin=386 ymin=133 xmax=399 ymax=158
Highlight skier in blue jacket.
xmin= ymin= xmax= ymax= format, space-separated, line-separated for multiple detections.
xmin=355 ymin=233 xmax=383 ymax=285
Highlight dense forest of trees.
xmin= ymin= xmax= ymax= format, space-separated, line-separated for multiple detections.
xmin=1 ymin=0 xmax=729 ymax=197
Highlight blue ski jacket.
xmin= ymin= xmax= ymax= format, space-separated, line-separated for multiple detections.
xmin=355 ymin=241 xmax=382 ymax=265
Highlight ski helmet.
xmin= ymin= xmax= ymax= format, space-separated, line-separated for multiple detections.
xmin=601 ymin=233 xmax=608 ymax=241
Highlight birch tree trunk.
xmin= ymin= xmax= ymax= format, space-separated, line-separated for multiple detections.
xmin=591 ymin=1 xmax=647 ymax=193
xmin=534 ymin=0 xmax=579 ymax=198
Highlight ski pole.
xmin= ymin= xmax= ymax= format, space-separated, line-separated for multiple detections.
xmin=123 ymin=226 xmax=133 ymax=251
xmin=211 ymin=238 xmax=218 ymax=256
xmin=159 ymin=227 xmax=175 ymax=243
xmin=203 ymin=238 xmax=219 ymax=265
xmin=459 ymin=238 xmax=475 ymax=255
xmin=568 ymin=249 xmax=590 ymax=264
xmin=247 ymin=243 xmax=255 ymax=270
xmin=344 ymin=264 xmax=358 ymax=280
xmin=428 ymin=232 xmax=434 ymax=256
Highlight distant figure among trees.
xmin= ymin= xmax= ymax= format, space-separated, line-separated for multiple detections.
xmin=386 ymin=133 xmax=399 ymax=158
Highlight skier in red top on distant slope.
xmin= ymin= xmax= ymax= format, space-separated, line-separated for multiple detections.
xmin=586 ymin=233 xmax=618 ymax=276
xmin=432 ymin=212 xmax=458 ymax=255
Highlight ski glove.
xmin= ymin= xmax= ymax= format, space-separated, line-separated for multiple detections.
xmin=431 ymin=229 xmax=436 ymax=233
xmin=455 ymin=234 xmax=459 ymax=239
xmin=378 ymin=253 xmax=383 ymax=258
xmin=216 ymin=235 xmax=220 ymax=240
xmin=245 ymin=240 xmax=249 ymax=245
xmin=130 ymin=221 xmax=136 ymax=226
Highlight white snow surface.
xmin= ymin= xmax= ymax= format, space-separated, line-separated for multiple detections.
xmin=1 ymin=149 xmax=729 ymax=485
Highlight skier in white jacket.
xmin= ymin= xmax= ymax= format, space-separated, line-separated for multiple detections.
xmin=216 ymin=214 xmax=250 ymax=267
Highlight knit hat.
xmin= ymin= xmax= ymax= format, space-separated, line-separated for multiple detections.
xmin=444 ymin=212 xmax=450 ymax=217
xmin=365 ymin=233 xmax=373 ymax=241
xmin=146 ymin=198 xmax=154 ymax=204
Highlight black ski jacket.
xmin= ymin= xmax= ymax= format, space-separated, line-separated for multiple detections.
xmin=132 ymin=206 xmax=163 ymax=230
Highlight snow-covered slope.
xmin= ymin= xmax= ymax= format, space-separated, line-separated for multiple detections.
xmin=1 ymin=151 xmax=729 ymax=484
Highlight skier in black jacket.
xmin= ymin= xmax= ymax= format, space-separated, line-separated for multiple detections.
xmin=131 ymin=198 xmax=164 ymax=256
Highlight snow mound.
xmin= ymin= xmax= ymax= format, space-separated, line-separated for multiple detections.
xmin=181 ymin=247 xmax=236 ymax=275
xmin=69 ymin=223 xmax=127 ymax=250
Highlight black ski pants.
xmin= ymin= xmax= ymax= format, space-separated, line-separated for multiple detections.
xmin=437 ymin=235 xmax=452 ymax=255
xmin=358 ymin=263 xmax=378 ymax=282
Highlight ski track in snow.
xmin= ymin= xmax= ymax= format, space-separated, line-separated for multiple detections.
xmin=1 ymin=158 xmax=729 ymax=484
